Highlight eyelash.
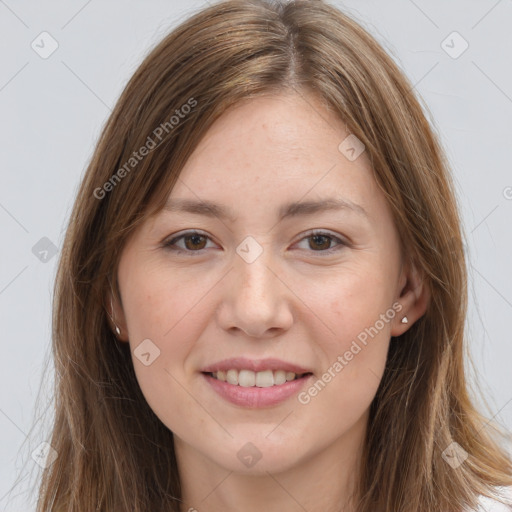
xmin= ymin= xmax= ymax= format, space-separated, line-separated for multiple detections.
xmin=161 ymin=230 xmax=347 ymax=256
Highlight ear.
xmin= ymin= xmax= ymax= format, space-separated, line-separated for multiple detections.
xmin=390 ymin=259 xmax=430 ymax=337
xmin=105 ymin=286 xmax=129 ymax=342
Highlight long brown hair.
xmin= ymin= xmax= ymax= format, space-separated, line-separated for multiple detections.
xmin=28 ymin=0 xmax=512 ymax=510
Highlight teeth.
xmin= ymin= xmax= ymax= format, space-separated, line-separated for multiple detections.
xmin=226 ymin=369 xmax=238 ymax=385
xmin=255 ymin=370 xmax=273 ymax=388
xmin=239 ymin=369 xmax=256 ymax=387
xmin=274 ymin=370 xmax=286 ymax=385
xmin=211 ymin=369 xmax=305 ymax=387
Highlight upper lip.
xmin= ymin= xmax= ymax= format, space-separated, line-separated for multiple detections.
xmin=201 ymin=357 xmax=312 ymax=374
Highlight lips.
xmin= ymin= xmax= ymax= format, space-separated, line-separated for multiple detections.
xmin=200 ymin=357 xmax=313 ymax=406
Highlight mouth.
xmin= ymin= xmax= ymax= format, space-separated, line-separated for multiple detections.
xmin=200 ymin=358 xmax=314 ymax=407
xmin=204 ymin=369 xmax=313 ymax=388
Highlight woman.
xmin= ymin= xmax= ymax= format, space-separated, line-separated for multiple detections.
xmin=35 ymin=0 xmax=512 ymax=510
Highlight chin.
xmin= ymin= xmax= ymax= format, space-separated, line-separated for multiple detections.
xmin=202 ymin=435 xmax=308 ymax=475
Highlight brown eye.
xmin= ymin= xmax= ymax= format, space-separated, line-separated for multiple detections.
xmin=308 ymin=234 xmax=333 ymax=251
xmin=295 ymin=230 xmax=346 ymax=255
xmin=163 ymin=231 xmax=214 ymax=254
xmin=183 ymin=234 xmax=208 ymax=250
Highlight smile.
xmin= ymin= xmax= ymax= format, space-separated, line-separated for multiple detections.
xmin=208 ymin=369 xmax=311 ymax=387
xmin=202 ymin=371 xmax=313 ymax=408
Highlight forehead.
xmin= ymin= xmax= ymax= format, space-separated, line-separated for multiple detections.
xmin=187 ymin=92 xmax=349 ymax=165
xmin=169 ymin=92 xmax=378 ymax=208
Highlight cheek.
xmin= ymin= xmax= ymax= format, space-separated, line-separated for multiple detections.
xmin=302 ymin=263 xmax=394 ymax=405
xmin=118 ymin=262 xmax=229 ymax=422
xmin=318 ymin=264 xmax=394 ymax=347
xmin=296 ymin=287 xmax=392 ymax=439
xmin=123 ymin=288 xmax=207 ymax=434
xmin=121 ymin=262 xmax=210 ymax=347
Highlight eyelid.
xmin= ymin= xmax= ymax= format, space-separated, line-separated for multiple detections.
xmin=162 ymin=230 xmax=215 ymax=251
xmin=161 ymin=229 xmax=348 ymax=255
xmin=295 ymin=229 xmax=348 ymax=251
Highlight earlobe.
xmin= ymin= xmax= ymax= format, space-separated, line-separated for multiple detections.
xmin=391 ymin=261 xmax=430 ymax=337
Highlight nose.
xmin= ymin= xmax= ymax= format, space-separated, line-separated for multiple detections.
xmin=216 ymin=245 xmax=294 ymax=339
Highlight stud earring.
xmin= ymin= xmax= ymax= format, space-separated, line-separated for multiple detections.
xmin=401 ymin=316 xmax=409 ymax=324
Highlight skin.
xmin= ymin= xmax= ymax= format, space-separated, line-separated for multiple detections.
xmin=110 ymin=91 xmax=430 ymax=512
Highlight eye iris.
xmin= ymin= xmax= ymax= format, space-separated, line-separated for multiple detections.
xmin=309 ymin=234 xmax=331 ymax=251
xmin=174 ymin=233 xmax=337 ymax=252
xmin=184 ymin=234 xmax=207 ymax=250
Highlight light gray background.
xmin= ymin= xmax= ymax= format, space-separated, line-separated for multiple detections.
xmin=1 ymin=0 xmax=511 ymax=509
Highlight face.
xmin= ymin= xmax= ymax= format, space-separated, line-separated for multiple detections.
xmin=113 ymin=91 xmax=424 ymax=475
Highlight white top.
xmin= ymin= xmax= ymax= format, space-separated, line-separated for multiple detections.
xmin=471 ymin=487 xmax=512 ymax=511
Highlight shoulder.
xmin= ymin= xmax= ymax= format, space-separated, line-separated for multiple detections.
xmin=471 ymin=486 xmax=512 ymax=512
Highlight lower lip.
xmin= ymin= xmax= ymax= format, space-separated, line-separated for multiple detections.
xmin=203 ymin=372 xmax=313 ymax=408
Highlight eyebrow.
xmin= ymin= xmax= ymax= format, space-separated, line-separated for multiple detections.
xmin=162 ymin=197 xmax=369 ymax=222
